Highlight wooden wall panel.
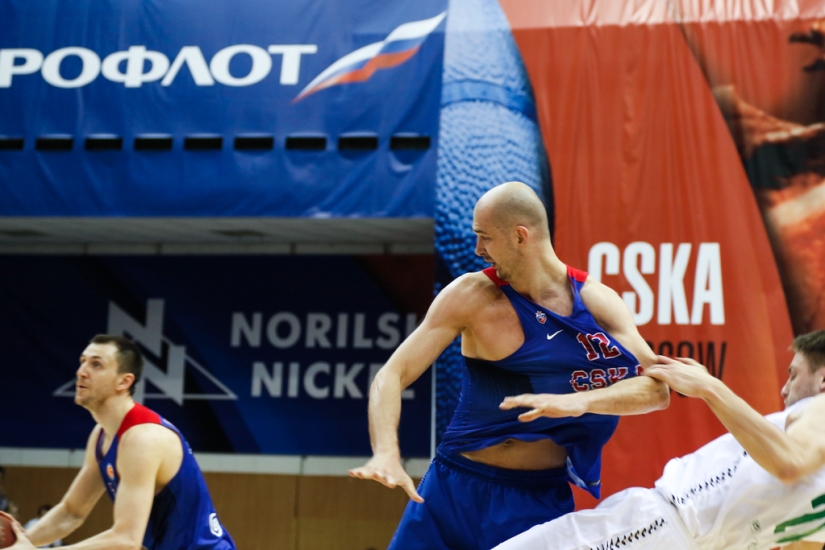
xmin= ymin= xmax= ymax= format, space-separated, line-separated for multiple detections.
xmin=2 ymin=467 xmax=110 ymax=544
xmin=2 ymin=467 xmax=411 ymax=549
xmin=203 ymin=472 xmax=298 ymax=550
xmin=295 ymin=476 xmax=412 ymax=550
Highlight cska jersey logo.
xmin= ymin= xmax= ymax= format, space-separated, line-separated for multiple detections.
xmin=535 ymin=310 xmax=547 ymax=324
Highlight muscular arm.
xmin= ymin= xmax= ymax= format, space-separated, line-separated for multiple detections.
xmin=576 ymin=277 xmax=669 ymax=414
xmin=16 ymin=425 xmax=172 ymax=550
xmin=646 ymin=357 xmax=825 ymax=484
xmin=25 ymin=427 xmax=107 ymax=547
xmin=501 ymin=278 xmax=669 ymax=420
xmin=350 ymin=276 xmax=473 ymax=500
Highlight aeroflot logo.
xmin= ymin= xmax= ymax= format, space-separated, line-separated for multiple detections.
xmin=0 ymin=45 xmax=318 ymax=89
xmin=294 ymin=12 xmax=445 ymax=101
xmin=0 ymin=12 xmax=445 ymax=94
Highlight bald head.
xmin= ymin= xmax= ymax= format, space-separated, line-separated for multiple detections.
xmin=475 ymin=182 xmax=550 ymax=238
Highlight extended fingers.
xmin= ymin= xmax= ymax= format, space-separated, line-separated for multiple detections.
xmin=518 ymin=409 xmax=543 ymax=422
xmin=400 ymin=477 xmax=424 ymax=503
xmin=10 ymin=519 xmax=24 ymax=536
xmin=500 ymin=394 xmax=536 ymax=410
xmin=348 ymin=467 xmax=391 ymax=485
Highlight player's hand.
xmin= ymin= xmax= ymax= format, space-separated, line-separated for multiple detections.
xmin=500 ymin=392 xmax=588 ymax=421
xmin=349 ymin=454 xmax=424 ymax=503
xmin=0 ymin=511 xmax=14 ymax=524
xmin=644 ymin=356 xmax=714 ymax=398
xmin=8 ymin=517 xmax=36 ymax=550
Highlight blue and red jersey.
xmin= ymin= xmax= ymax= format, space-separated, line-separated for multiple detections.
xmin=96 ymin=404 xmax=235 ymax=550
xmin=440 ymin=266 xmax=642 ymax=498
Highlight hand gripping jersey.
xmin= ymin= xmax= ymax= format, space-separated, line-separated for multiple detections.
xmin=96 ymin=404 xmax=236 ymax=550
xmin=655 ymin=396 xmax=825 ymax=549
xmin=440 ymin=266 xmax=642 ymax=497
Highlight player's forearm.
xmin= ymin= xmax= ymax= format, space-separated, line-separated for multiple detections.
xmin=26 ymin=503 xmax=85 ymax=546
xmin=367 ymin=367 xmax=404 ymax=457
xmin=582 ymin=376 xmax=670 ymax=415
xmin=700 ymin=380 xmax=809 ymax=482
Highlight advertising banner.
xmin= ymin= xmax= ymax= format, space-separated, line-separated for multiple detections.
xmin=489 ymin=0 xmax=816 ymax=506
xmin=0 ymin=255 xmax=433 ymax=457
xmin=0 ymin=0 xmax=446 ymax=217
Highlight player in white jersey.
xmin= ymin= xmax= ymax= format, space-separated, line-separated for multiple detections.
xmin=494 ymin=330 xmax=825 ymax=550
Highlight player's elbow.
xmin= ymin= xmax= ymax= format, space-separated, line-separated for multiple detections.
xmin=775 ymin=464 xmax=804 ymax=484
xmin=61 ymin=500 xmax=90 ymax=527
xmin=773 ymin=456 xmax=809 ymax=485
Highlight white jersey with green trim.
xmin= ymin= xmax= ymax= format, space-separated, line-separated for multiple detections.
xmin=655 ymin=396 xmax=825 ymax=549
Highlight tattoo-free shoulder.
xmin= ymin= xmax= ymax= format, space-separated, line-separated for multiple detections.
xmin=447 ymin=271 xmax=504 ymax=302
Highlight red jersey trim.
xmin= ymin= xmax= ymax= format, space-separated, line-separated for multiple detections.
xmin=482 ymin=267 xmax=508 ymax=287
xmin=567 ymin=265 xmax=588 ymax=283
xmin=117 ymin=403 xmax=162 ymax=438
xmin=486 ymin=266 xmax=587 ymax=285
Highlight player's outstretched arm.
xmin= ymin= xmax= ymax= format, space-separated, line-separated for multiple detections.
xmin=500 ymin=278 xmax=669 ymax=421
xmin=349 ymin=276 xmax=472 ymax=502
xmin=646 ymin=356 xmax=825 ymax=484
xmin=578 ymin=277 xmax=670 ymax=410
xmin=23 ymin=426 xmax=107 ymax=547
xmin=15 ymin=424 xmax=171 ymax=550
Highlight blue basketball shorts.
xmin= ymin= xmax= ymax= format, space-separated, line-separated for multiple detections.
xmin=388 ymin=447 xmax=574 ymax=550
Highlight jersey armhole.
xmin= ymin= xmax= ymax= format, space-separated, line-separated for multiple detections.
xmin=482 ymin=267 xmax=509 ymax=287
xmin=94 ymin=427 xmax=106 ymax=462
xmin=567 ymin=265 xmax=588 ymax=283
xmin=117 ymin=403 xmax=163 ymax=438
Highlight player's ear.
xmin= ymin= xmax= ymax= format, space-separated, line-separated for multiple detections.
xmin=118 ymin=372 xmax=135 ymax=393
xmin=816 ymin=366 xmax=825 ymax=394
xmin=515 ymin=225 xmax=528 ymax=244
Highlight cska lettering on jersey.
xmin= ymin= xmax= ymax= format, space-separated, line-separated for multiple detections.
xmin=588 ymin=242 xmax=724 ymax=327
xmin=231 ymin=311 xmax=420 ymax=401
xmin=569 ymin=332 xmax=640 ymax=392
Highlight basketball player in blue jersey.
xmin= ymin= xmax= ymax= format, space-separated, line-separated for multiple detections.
xmin=2 ymin=335 xmax=235 ymax=550
xmin=350 ymin=181 xmax=671 ymax=550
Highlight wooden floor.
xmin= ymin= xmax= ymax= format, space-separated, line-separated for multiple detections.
xmin=4 ymin=466 xmax=414 ymax=550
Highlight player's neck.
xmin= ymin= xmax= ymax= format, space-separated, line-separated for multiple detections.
xmin=507 ymin=253 xmax=568 ymax=303
xmin=91 ymin=396 xmax=136 ymax=437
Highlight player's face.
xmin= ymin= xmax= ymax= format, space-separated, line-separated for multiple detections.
xmin=781 ymin=352 xmax=825 ymax=407
xmin=75 ymin=343 xmax=124 ymax=409
xmin=473 ymin=208 xmax=516 ymax=280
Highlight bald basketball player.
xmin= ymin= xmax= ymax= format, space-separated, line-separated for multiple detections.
xmin=349 ymin=182 xmax=670 ymax=550
xmin=2 ymin=335 xmax=235 ymax=550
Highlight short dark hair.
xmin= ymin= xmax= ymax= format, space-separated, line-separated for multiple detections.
xmin=792 ymin=330 xmax=825 ymax=373
xmin=89 ymin=335 xmax=144 ymax=396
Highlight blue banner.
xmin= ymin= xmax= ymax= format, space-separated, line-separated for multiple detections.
xmin=0 ymin=0 xmax=445 ymax=217
xmin=0 ymin=255 xmax=432 ymax=456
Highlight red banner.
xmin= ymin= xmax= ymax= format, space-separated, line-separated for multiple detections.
xmin=498 ymin=0 xmax=825 ymax=507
